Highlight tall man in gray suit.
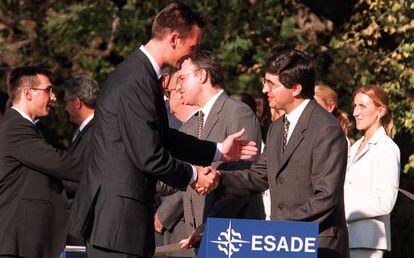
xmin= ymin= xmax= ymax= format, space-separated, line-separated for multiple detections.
xmin=175 ymin=50 xmax=264 ymax=248
xmin=213 ymin=50 xmax=349 ymax=258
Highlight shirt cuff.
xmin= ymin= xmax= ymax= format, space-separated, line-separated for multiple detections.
xmin=189 ymin=165 xmax=198 ymax=184
xmin=214 ymin=143 xmax=222 ymax=161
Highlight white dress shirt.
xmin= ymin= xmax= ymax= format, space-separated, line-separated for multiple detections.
xmin=344 ymin=126 xmax=400 ymax=250
xmin=285 ymin=99 xmax=310 ymax=143
xmin=200 ymin=90 xmax=224 ymax=126
xmin=11 ymin=107 xmax=34 ymax=124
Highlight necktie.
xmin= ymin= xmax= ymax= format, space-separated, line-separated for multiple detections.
xmin=72 ymin=127 xmax=81 ymax=143
xmin=197 ymin=110 xmax=204 ymax=139
xmin=191 ymin=110 xmax=205 ymax=230
xmin=282 ymin=115 xmax=290 ymax=151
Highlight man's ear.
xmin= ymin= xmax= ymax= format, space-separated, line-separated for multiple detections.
xmin=199 ymin=69 xmax=208 ymax=84
xmin=170 ymin=31 xmax=179 ymax=49
xmin=327 ymin=102 xmax=336 ymax=113
xmin=22 ymin=87 xmax=33 ymax=101
xmin=75 ymin=97 xmax=82 ymax=109
xmin=291 ymin=84 xmax=302 ymax=97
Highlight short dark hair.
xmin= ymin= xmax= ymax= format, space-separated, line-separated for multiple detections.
xmin=7 ymin=66 xmax=51 ymax=103
xmin=63 ymin=75 xmax=100 ymax=109
xmin=264 ymin=50 xmax=315 ymax=98
xmin=152 ymin=1 xmax=205 ymax=40
xmin=190 ymin=50 xmax=223 ymax=86
xmin=0 ymin=92 xmax=9 ymax=115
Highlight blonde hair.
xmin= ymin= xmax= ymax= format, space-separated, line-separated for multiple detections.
xmin=353 ymin=85 xmax=394 ymax=137
xmin=315 ymin=85 xmax=351 ymax=136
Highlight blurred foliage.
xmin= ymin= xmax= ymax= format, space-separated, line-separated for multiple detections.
xmin=0 ymin=0 xmax=413 ymax=255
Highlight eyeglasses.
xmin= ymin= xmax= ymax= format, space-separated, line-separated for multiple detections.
xmin=261 ymin=78 xmax=282 ymax=90
xmin=31 ymin=86 xmax=54 ymax=94
xmin=177 ymin=70 xmax=199 ymax=86
xmin=164 ymin=88 xmax=174 ymax=99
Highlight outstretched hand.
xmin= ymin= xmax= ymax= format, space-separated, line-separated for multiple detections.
xmin=221 ymin=128 xmax=258 ymax=161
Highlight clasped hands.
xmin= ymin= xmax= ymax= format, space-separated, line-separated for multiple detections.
xmin=191 ymin=166 xmax=220 ymax=196
xmin=191 ymin=128 xmax=258 ymax=195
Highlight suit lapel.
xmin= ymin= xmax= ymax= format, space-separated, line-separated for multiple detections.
xmin=200 ymin=92 xmax=227 ymax=140
xmin=68 ymin=122 xmax=93 ymax=153
xmin=276 ymin=100 xmax=316 ymax=176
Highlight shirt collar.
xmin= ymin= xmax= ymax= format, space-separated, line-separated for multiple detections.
xmin=11 ymin=107 xmax=35 ymax=124
xmin=285 ymin=99 xmax=310 ymax=130
xmin=362 ymin=126 xmax=386 ymax=145
xmin=79 ymin=113 xmax=94 ymax=132
xmin=200 ymin=90 xmax=224 ymax=125
xmin=139 ymin=45 xmax=162 ymax=79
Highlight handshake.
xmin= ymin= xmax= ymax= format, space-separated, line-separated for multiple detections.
xmin=189 ymin=128 xmax=258 ymax=196
xmin=191 ymin=166 xmax=220 ymax=196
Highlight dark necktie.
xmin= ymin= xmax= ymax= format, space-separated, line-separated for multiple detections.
xmin=197 ymin=110 xmax=204 ymax=139
xmin=282 ymin=115 xmax=290 ymax=151
xmin=190 ymin=110 xmax=205 ymax=230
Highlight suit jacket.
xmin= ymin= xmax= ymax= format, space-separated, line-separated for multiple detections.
xmin=64 ymin=120 xmax=94 ymax=199
xmin=182 ymin=92 xmax=264 ymax=236
xmin=344 ymin=126 xmax=400 ymax=250
xmin=218 ymin=99 xmax=349 ymax=258
xmin=0 ymin=108 xmax=82 ymax=258
xmin=156 ymin=116 xmax=197 ymax=257
xmin=69 ymin=47 xmax=216 ymax=257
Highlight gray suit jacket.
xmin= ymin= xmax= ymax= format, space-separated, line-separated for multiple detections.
xmin=217 ymin=99 xmax=349 ymax=258
xmin=181 ymin=92 xmax=264 ymax=236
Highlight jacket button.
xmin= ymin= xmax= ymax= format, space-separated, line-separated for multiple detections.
xmin=278 ymin=204 xmax=283 ymax=209
xmin=279 ymin=177 xmax=284 ymax=184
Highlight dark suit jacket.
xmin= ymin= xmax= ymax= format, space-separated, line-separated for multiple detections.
xmin=218 ymin=99 xmax=349 ymax=258
xmin=69 ymin=48 xmax=216 ymax=257
xmin=156 ymin=116 xmax=197 ymax=257
xmin=182 ymin=92 xmax=264 ymax=237
xmin=64 ymin=120 xmax=94 ymax=199
xmin=0 ymin=108 xmax=82 ymax=258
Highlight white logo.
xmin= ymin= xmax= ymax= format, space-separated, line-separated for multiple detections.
xmin=210 ymin=221 xmax=250 ymax=258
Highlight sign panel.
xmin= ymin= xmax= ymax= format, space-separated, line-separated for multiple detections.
xmin=197 ymin=218 xmax=318 ymax=258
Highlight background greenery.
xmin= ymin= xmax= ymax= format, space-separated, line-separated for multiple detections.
xmin=1 ymin=0 xmax=413 ymax=256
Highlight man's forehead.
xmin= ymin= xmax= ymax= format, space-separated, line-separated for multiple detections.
xmin=180 ymin=59 xmax=196 ymax=71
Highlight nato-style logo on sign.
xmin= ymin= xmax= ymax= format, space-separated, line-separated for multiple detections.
xmin=210 ymin=221 xmax=250 ymax=258
xmin=197 ymin=218 xmax=319 ymax=258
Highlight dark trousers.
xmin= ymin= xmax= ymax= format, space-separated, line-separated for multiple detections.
xmin=86 ymin=242 xmax=144 ymax=258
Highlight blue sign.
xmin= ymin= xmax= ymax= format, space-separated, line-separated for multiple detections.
xmin=197 ymin=218 xmax=318 ymax=258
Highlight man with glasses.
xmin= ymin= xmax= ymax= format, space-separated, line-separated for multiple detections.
xmin=0 ymin=66 xmax=82 ymax=258
xmin=174 ymin=50 xmax=264 ymax=252
xmin=210 ymin=50 xmax=350 ymax=258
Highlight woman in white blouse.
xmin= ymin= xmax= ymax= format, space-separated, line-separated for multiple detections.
xmin=345 ymin=85 xmax=400 ymax=258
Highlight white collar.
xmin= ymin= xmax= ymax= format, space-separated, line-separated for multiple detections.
xmin=139 ymin=45 xmax=162 ymax=79
xmin=11 ymin=107 xmax=35 ymax=124
xmin=200 ymin=90 xmax=224 ymax=126
xmin=79 ymin=113 xmax=94 ymax=132
xmin=285 ymin=99 xmax=310 ymax=141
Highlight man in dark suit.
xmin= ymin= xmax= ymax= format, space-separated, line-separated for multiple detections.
xmin=63 ymin=74 xmax=100 ymax=245
xmin=213 ymin=50 xmax=350 ymax=258
xmin=69 ymin=3 xmax=257 ymax=258
xmin=174 ymin=50 xmax=264 ymax=247
xmin=0 ymin=66 xmax=82 ymax=258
